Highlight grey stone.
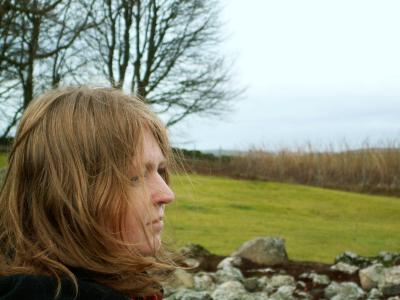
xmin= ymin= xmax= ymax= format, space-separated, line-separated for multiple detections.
xmin=269 ymin=285 xmax=296 ymax=300
xmin=217 ymin=256 xmax=243 ymax=269
xmin=335 ymin=251 xmax=371 ymax=268
xmin=210 ymin=281 xmax=247 ymax=300
xmin=330 ymin=262 xmax=359 ymax=274
xmin=367 ymin=288 xmax=383 ymax=299
xmin=294 ymin=290 xmax=312 ymax=300
xmin=163 ymin=286 xmax=177 ymax=298
xmin=163 ymin=288 xmax=212 ymax=300
xmin=194 ymin=272 xmax=216 ymax=291
xmin=180 ymin=244 xmax=212 ymax=258
xmin=184 ymin=258 xmax=200 ymax=268
xmin=232 ymin=237 xmax=289 ymax=265
xmin=324 ymin=282 xmax=365 ymax=300
xmin=270 ymin=275 xmax=296 ymax=288
xmin=299 ymin=272 xmax=330 ymax=285
xmin=168 ymin=269 xmax=195 ymax=289
xmin=359 ymin=264 xmax=384 ymax=291
xmin=311 ymin=274 xmax=330 ymax=286
xmin=296 ymin=281 xmax=306 ymax=289
xmin=247 ymin=268 xmax=275 ymax=274
xmin=376 ymin=252 xmax=400 ymax=268
xmin=169 ymin=288 xmax=212 ymax=300
xmin=257 ymin=275 xmax=271 ymax=287
xmin=181 ymin=291 xmax=212 ymax=300
xmin=379 ymin=251 xmax=394 ymax=262
xmin=245 ymin=292 xmax=271 ymax=300
xmin=257 ymin=276 xmax=274 ymax=294
xmin=379 ymin=265 xmax=400 ymax=296
xmin=243 ymin=277 xmax=260 ymax=292
xmin=215 ymin=266 xmax=244 ymax=283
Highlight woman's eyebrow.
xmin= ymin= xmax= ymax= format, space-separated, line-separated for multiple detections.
xmin=144 ymin=159 xmax=166 ymax=170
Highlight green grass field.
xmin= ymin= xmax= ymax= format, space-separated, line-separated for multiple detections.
xmin=0 ymin=153 xmax=7 ymax=168
xmin=166 ymin=174 xmax=400 ymax=263
xmin=1 ymin=151 xmax=398 ymax=264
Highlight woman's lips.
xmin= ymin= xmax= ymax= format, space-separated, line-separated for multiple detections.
xmin=146 ymin=217 xmax=164 ymax=231
xmin=150 ymin=219 xmax=164 ymax=232
xmin=146 ymin=216 xmax=163 ymax=225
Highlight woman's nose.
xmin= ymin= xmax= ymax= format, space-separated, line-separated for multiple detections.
xmin=152 ymin=178 xmax=175 ymax=205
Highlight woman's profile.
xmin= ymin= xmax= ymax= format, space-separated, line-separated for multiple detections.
xmin=0 ymin=87 xmax=177 ymax=299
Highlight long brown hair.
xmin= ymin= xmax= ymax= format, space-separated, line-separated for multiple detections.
xmin=0 ymin=87 xmax=176 ymax=297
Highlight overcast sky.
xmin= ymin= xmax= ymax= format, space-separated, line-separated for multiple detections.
xmin=169 ymin=0 xmax=400 ymax=151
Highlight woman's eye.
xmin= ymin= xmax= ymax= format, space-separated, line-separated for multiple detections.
xmin=158 ymin=168 xmax=166 ymax=179
xmin=130 ymin=176 xmax=140 ymax=183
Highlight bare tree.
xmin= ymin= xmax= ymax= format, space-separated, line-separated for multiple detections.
xmin=0 ymin=0 xmax=240 ymax=136
xmin=91 ymin=0 xmax=239 ymax=126
xmin=0 ymin=0 xmax=95 ymax=138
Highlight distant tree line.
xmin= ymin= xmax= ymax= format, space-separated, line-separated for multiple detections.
xmin=0 ymin=0 xmax=239 ymax=137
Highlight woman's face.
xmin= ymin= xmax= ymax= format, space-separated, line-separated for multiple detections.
xmin=125 ymin=131 xmax=175 ymax=254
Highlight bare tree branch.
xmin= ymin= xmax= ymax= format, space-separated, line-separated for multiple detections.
xmin=0 ymin=0 xmax=96 ymax=136
xmin=90 ymin=0 xmax=241 ymax=127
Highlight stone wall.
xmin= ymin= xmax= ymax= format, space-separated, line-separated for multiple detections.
xmin=164 ymin=237 xmax=400 ymax=300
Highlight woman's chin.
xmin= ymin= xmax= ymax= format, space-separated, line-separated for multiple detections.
xmin=136 ymin=235 xmax=162 ymax=255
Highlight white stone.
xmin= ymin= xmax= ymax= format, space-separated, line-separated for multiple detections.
xmin=194 ymin=272 xmax=216 ymax=291
xmin=330 ymin=262 xmax=359 ymax=274
xmin=269 ymin=285 xmax=296 ymax=300
xmin=270 ymin=275 xmax=296 ymax=288
xmin=170 ymin=288 xmax=212 ymax=300
xmin=359 ymin=264 xmax=384 ymax=291
xmin=379 ymin=265 xmax=400 ymax=297
xmin=184 ymin=258 xmax=200 ymax=268
xmin=217 ymin=256 xmax=243 ymax=269
xmin=324 ymin=281 xmax=365 ymax=300
xmin=215 ymin=266 xmax=244 ymax=283
xmin=367 ymin=288 xmax=383 ymax=299
xmin=168 ymin=269 xmax=195 ymax=289
xmin=211 ymin=281 xmax=247 ymax=300
xmin=299 ymin=272 xmax=330 ymax=285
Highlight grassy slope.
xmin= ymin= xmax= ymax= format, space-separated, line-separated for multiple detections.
xmin=166 ymin=174 xmax=400 ymax=263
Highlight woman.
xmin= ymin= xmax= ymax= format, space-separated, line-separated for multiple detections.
xmin=0 ymin=87 xmax=177 ymax=299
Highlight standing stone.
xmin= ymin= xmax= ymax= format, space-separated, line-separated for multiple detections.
xmin=359 ymin=264 xmax=385 ymax=291
xmin=231 ymin=237 xmax=289 ymax=265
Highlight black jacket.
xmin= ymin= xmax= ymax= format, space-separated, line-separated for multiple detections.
xmin=0 ymin=273 xmax=130 ymax=300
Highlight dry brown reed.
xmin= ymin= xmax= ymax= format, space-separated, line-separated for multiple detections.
xmin=179 ymin=141 xmax=400 ymax=197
